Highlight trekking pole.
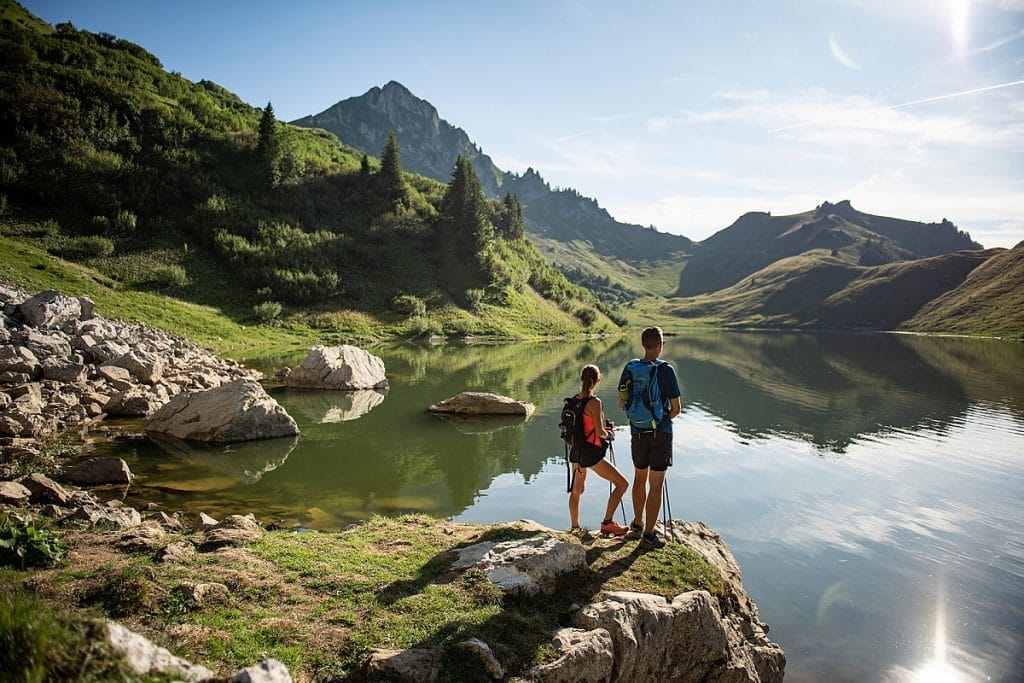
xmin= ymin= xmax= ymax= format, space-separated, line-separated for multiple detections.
xmin=607 ymin=437 xmax=628 ymax=524
xmin=663 ymin=478 xmax=676 ymax=543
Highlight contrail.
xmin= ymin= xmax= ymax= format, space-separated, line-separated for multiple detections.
xmin=770 ymin=78 xmax=1024 ymax=132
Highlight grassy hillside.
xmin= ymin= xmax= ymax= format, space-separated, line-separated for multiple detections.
xmin=676 ymin=200 xmax=981 ymax=296
xmin=0 ymin=0 xmax=618 ymax=341
xmin=903 ymin=241 xmax=1024 ymax=338
xmin=657 ymin=247 xmax=1021 ymax=337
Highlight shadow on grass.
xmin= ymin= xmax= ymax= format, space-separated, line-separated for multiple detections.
xmin=369 ymin=525 xmax=653 ymax=681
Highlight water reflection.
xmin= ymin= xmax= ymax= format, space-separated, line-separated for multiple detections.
xmin=146 ymin=433 xmax=299 ymax=485
xmin=283 ymin=388 xmax=388 ymax=423
xmin=108 ymin=332 xmax=1024 ymax=681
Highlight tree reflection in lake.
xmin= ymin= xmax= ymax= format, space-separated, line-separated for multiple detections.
xmin=106 ymin=331 xmax=1022 ymax=682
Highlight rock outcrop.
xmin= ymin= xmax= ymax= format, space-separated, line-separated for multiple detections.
xmin=0 ymin=285 xmax=259 ymax=440
xmin=428 ymin=391 xmax=535 ymax=417
xmin=528 ymin=520 xmax=786 ymax=683
xmin=145 ymin=379 xmax=298 ymax=443
xmin=284 ymin=345 xmax=388 ymax=390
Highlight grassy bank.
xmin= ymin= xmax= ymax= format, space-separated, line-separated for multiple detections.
xmin=0 ymin=224 xmax=621 ymax=359
xmin=1 ymin=514 xmax=724 ymax=682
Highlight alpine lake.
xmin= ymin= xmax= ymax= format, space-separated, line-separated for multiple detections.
xmin=88 ymin=331 xmax=1024 ymax=682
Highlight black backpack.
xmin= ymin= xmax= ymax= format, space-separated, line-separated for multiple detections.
xmin=558 ymin=395 xmax=592 ymax=493
xmin=559 ymin=395 xmax=592 ymax=449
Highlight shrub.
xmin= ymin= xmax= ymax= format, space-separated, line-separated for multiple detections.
xmin=575 ymin=308 xmax=598 ymax=327
xmin=464 ymin=288 xmax=485 ymax=311
xmin=112 ymin=209 xmax=136 ymax=235
xmin=50 ymin=236 xmax=115 ymax=261
xmin=89 ymin=215 xmax=110 ymax=234
xmin=83 ymin=567 xmax=153 ymax=618
xmin=390 ymin=294 xmax=426 ymax=317
xmin=252 ymin=300 xmax=283 ymax=324
xmin=0 ymin=515 xmax=68 ymax=568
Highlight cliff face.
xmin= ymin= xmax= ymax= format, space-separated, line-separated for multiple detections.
xmin=291 ymin=80 xmax=505 ymax=196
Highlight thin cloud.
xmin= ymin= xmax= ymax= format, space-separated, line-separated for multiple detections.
xmin=828 ymin=32 xmax=861 ymax=69
xmin=770 ymin=79 xmax=1024 ymax=132
xmin=551 ymin=131 xmax=588 ymax=144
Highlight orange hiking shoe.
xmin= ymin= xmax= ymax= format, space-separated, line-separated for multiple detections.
xmin=599 ymin=520 xmax=629 ymax=536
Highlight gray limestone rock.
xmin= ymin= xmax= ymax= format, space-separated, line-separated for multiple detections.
xmin=0 ymin=480 xmax=32 ymax=506
xmin=451 ymin=534 xmax=586 ymax=595
xmin=18 ymin=290 xmax=82 ymax=329
xmin=202 ymin=514 xmax=261 ymax=548
xmin=63 ymin=457 xmax=134 ymax=486
xmin=527 ymin=628 xmax=615 ymax=683
xmin=229 ymin=659 xmax=293 ymax=683
xmin=364 ymin=648 xmax=439 ymax=683
xmin=104 ymin=621 xmax=213 ymax=682
xmin=155 ymin=541 xmax=196 ymax=563
xmin=16 ymin=472 xmax=71 ymax=505
xmin=146 ymin=379 xmax=298 ymax=443
xmin=284 ymin=345 xmax=388 ymax=390
xmin=428 ymin=391 xmax=535 ymax=417
xmin=116 ymin=524 xmax=167 ymax=551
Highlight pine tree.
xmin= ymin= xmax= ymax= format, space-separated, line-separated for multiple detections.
xmin=256 ymin=102 xmax=280 ymax=187
xmin=497 ymin=192 xmax=525 ymax=239
xmin=440 ymin=156 xmax=491 ymax=255
xmin=378 ymin=131 xmax=406 ymax=206
xmin=360 ymin=154 xmax=371 ymax=180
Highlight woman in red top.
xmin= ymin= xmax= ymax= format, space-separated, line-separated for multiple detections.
xmin=569 ymin=364 xmax=629 ymax=536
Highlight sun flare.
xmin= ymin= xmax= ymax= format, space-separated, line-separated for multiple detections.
xmin=950 ymin=0 xmax=970 ymax=52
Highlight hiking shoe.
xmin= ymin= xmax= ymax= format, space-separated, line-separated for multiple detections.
xmin=625 ymin=521 xmax=643 ymax=540
xmin=640 ymin=531 xmax=666 ymax=549
xmin=599 ymin=520 xmax=628 ymax=536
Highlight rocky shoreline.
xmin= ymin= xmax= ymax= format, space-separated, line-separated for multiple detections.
xmin=1 ymin=285 xmax=785 ymax=681
xmin=0 ymin=283 xmax=258 ymax=445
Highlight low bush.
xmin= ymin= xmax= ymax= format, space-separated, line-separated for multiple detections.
xmin=390 ymin=294 xmax=426 ymax=317
xmin=252 ymin=300 xmax=283 ymax=324
xmin=0 ymin=515 xmax=68 ymax=569
xmin=49 ymin=236 xmax=115 ymax=261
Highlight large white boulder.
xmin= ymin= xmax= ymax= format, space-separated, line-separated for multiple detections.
xmin=284 ymin=345 xmax=388 ymax=390
xmin=145 ymin=379 xmax=298 ymax=443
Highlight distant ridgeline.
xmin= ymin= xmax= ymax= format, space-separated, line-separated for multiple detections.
xmin=293 ymin=82 xmax=1022 ymax=338
xmin=0 ymin=1 xmax=617 ymax=336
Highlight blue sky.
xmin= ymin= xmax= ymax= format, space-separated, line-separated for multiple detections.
xmin=24 ymin=0 xmax=1024 ymax=248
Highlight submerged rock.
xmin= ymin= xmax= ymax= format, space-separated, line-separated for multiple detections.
xmin=428 ymin=391 xmax=535 ymax=417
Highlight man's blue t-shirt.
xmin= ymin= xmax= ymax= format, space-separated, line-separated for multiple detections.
xmin=618 ymin=360 xmax=681 ymax=434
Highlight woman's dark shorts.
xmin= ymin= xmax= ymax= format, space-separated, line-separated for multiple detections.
xmin=571 ymin=441 xmax=608 ymax=468
xmin=631 ymin=430 xmax=672 ymax=471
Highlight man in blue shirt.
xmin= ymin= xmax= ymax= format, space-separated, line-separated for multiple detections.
xmin=617 ymin=326 xmax=681 ymax=548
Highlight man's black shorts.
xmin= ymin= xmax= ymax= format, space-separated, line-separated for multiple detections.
xmin=631 ymin=430 xmax=672 ymax=471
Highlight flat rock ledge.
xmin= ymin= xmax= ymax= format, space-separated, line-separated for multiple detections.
xmin=428 ymin=391 xmax=535 ymax=417
xmin=283 ymin=344 xmax=388 ymax=390
xmin=369 ymin=520 xmax=784 ymax=683
xmin=145 ymin=379 xmax=298 ymax=443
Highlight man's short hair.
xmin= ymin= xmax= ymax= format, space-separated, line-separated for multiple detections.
xmin=641 ymin=326 xmax=663 ymax=350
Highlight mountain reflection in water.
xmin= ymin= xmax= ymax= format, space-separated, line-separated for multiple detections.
xmin=101 ymin=332 xmax=1023 ymax=681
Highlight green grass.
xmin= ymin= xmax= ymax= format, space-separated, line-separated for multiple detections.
xmin=13 ymin=516 xmax=725 ymax=681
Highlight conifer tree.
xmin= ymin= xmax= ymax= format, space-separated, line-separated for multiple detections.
xmin=360 ymin=154 xmax=371 ymax=180
xmin=256 ymin=101 xmax=280 ymax=187
xmin=440 ymin=156 xmax=491 ymax=255
xmin=498 ymin=192 xmax=525 ymax=239
xmin=378 ymin=131 xmax=406 ymax=206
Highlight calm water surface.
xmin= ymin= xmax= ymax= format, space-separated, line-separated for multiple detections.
xmin=98 ymin=332 xmax=1024 ymax=682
